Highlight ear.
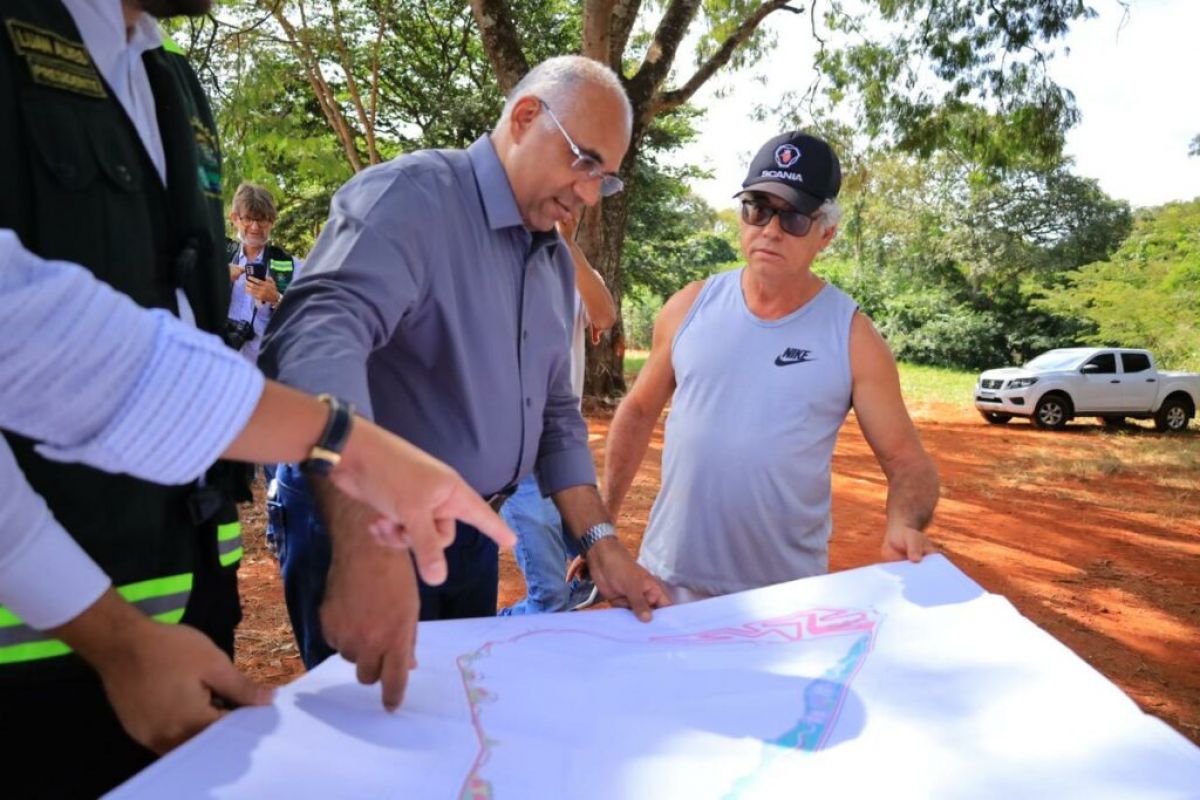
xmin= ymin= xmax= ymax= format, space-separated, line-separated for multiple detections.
xmin=508 ymin=96 xmax=542 ymax=143
xmin=820 ymin=224 xmax=838 ymax=249
xmin=228 ymin=210 xmax=239 ymax=226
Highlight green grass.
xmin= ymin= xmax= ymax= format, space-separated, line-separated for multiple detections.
xmin=896 ymin=362 xmax=978 ymax=409
xmin=624 ymin=350 xmax=649 ymax=381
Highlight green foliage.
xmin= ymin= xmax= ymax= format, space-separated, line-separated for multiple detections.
xmin=814 ymin=0 xmax=1092 ymax=168
xmin=813 ymin=147 xmax=1130 ymax=371
xmin=1035 ymin=199 xmax=1200 ymax=370
xmin=169 ymin=0 xmax=580 ymax=255
xmin=622 ymin=109 xmax=739 ymax=299
xmin=621 ymin=291 xmax=663 ymax=351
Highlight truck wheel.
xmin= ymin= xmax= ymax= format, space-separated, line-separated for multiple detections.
xmin=1154 ymin=397 xmax=1191 ymax=432
xmin=1033 ymin=394 xmax=1069 ymax=430
xmin=1102 ymin=416 xmax=1126 ymax=429
xmin=980 ymin=411 xmax=1012 ymax=425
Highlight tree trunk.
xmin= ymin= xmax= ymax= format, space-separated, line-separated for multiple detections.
xmin=581 ymin=135 xmax=643 ymax=401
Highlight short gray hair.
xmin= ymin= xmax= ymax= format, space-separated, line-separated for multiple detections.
xmin=814 ymin=199 xmax=843 ymax=231
xmin=231 ymin=182 xmax=277 ymax=221
xmin=499 ymin=56 xmax=632 ymax=131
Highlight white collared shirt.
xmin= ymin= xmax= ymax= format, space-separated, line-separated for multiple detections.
xmin=61 ymin=0 xmax=166 ymax=184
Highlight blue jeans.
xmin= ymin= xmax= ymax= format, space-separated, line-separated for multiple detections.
xmin=499 ymin=475 xmax=593 ymax=616
xmin=267 ymin=463 xmax=500 ymax=669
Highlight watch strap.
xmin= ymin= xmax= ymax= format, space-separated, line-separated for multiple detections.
xmin=579 ymin=521 xmax=616 ymax=554
xmin=300 ymin=394 xmax=354 ymax=476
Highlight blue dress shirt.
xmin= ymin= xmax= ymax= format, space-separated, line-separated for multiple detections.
xmin=260 ymin=135 xmax=595 ymax=497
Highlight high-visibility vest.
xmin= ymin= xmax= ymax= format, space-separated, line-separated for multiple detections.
xmin=0 ymin=0 xmax=244 ymax=670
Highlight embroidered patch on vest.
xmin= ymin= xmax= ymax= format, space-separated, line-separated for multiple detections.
xmin=5 ymin=20 xmax=106 ymax=98
xmin=190 ymin=115 xmax=221 ymax=197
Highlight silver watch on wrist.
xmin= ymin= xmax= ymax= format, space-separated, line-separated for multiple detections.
xmin=578 ymin=521 xmax=616 ymax=554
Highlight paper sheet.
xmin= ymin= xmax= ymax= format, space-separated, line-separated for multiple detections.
xmin=109 ymin=555 xmax=1200 ymax=799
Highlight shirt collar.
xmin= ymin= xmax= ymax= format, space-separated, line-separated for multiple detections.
xmin=467 ymin=135 xmax=526 ymax=232
xmin=61 ymin=0 xmax=163 ymax=76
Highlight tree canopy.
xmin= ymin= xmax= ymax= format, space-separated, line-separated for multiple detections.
xmin=164 ymin=0 xmax=1150 ymax=388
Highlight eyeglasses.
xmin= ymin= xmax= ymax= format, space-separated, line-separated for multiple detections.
xmin=740 ymin=198 xmax=816 ymax=237
xmin=538 ymin=100 xmax=624 ymax=198
xmin=234 ymin=215 xmax=273 ymax=229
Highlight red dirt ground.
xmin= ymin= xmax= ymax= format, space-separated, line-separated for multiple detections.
xmin=235 ymin=401 xmax=1200 ymax=745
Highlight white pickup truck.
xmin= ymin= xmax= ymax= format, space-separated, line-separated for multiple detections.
xmin=974 ymin=348 xmax=1200 ymax=431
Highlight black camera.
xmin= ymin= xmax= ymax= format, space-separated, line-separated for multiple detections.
xmin=222 ymin=318 xmax=255 ymax=350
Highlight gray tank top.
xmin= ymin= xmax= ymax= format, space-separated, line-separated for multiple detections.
xmin=638 ymin=268 xmax=858 ymax=595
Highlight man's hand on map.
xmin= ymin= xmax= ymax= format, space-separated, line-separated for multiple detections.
xmin=880 ymin=522 xmax=936 ymax=563
xmin=53 ymin=588 xmax=273 ymax=754
xmin=318 ymin=488 xmax=420 ymax=712
xmin=585 ymin=537 xmax=671 ymax=621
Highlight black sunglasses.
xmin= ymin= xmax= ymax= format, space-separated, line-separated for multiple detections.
xmin=740 ymin=198 xmax=816 ymax=237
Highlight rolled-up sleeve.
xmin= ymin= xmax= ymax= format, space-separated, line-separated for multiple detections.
xmin=0 ymin=231 xmax=264 ymax=484
xmin=258 ymin=167 xmax=427 ymax=420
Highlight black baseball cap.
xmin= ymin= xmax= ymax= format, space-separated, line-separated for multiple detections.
xmin=736 ymin=131 xmax=842 ymax=214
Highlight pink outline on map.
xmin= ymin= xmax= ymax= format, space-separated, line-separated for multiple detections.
xmin=455 ymin=607 xmax=880 ymax=799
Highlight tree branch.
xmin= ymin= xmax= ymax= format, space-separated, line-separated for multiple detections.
xmin=468 ymin=0 xmax=529 ymax=95
xmin=583 ymin=0 xmax=615 ymax=63
xmin=330 ymin=0 xmax=381 ymax=165
xmin=268 ymin=0 xmax=363 ymax=172
xmin=608 ymin=0 xmax=643 ymax=68
xmin=625 ymin=0 xmax=703 ymax=106
xmin=652 ymin=0 xmax=792 ymax=116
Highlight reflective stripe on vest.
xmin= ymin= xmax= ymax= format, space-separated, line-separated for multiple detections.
xmin=269 ymin=259 xmax=293 ymax=273
xmin=218 ymin=521 xmax=243 ymax=567
xmin=0 ymin=572 xmax=193 ymax=664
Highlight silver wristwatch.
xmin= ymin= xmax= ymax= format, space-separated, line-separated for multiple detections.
xmin=578 ymin=522 xmax=616 ymax=554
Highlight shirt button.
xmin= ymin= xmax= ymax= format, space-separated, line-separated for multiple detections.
xmin=525 ymin=398 xmax=532 ymax=408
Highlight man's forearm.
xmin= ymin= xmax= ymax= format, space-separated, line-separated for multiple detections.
xmin=602 ymin=401 xmax=659 ymax=520
xmin=571 ymin=247 xmax=617 ymax=332
xmin=311 ymin=476 xmax=376 ymax=546
xmin=883 ymin=454 xmax=939 ymax=531
xmin=220 ymin=381 xmax=328 ymax=464
xmin=551 ymin=484 xmax=611 ymax=541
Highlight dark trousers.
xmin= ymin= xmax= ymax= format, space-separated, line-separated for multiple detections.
xmin=269 ymin=464 xmax=500 ymax=670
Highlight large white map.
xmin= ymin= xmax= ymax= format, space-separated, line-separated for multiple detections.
xmin=110 ymin=556 xmax=1200 ymax=798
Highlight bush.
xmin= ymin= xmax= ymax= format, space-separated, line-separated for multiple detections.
xmin=622 ymin=293 xmax=663 ymax=351
xmin=876 ymin=290 xmax=1009 ymax=370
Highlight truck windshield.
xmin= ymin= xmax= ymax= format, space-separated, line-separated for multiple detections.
xmin=1024 ymin=351 xmax=1088 ymax=371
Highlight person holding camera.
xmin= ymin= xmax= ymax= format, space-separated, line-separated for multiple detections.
xmin=225 ymin=182 xmax=299 ymax=361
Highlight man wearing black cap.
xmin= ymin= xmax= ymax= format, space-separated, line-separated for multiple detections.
xmin=597 ymin=131 xmax=940 ymax=602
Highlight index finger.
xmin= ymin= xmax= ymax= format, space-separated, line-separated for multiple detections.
xmin=441 ymin=485 xmax=517 ymax=548
xmin=379 ymin=647 xmax=411 ymax=713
